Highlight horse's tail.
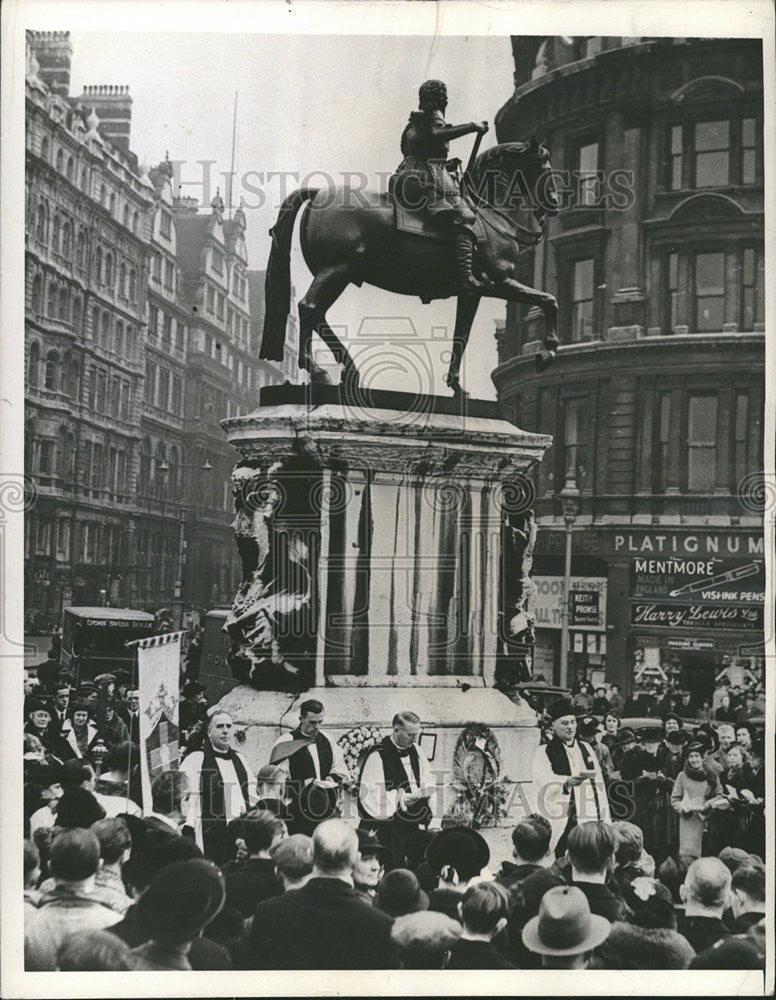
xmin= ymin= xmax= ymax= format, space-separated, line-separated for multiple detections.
xmin=260 ymin=188 xmax=320 ymax=361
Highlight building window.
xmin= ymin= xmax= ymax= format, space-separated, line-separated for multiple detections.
xmin=72 ymin=296 xmax=82 ymax=332
xmin=694 ymin=252 xmax=725 ymax=332
xmin=171 ymin=375 xmax=182 ymax=416
xmin=28 ymin=342 xmax=40 ymax=387
xmin=45 ymin=351 xmax=59 ymax=391
xmin=733 ymin=392 xmax=748 ymax=491
xmin=159 ymin=368 xmax=170 ymax=410
xmin=741 ymin=247 xmax=763 ymax=330
xmin=36 ymin=201 xmax=47 ymax=242
xmin=52 ymin=215 xmax=61 ymax=254
xmin=652 ymin=391 xmax=671 ymax=493
xmin=694 ymin=121 xmax=729 ymax=188
xmin=666 ymin=252 xmax=682 ymax=332
xmin=563 ymin=397 xmax=588 ymax=484
xmin=148 ymin=305 xmax=159 ymax=339
xmin=129 ymin=268 xmax=137 ymax=301
xmin=212 ymin=248 xmax=224 ymax=274
xmin=160 ymin=211 xmax=171 ymax=238
xmin=76 ymin=229 xmax=87 ymax=269
xmin=742 ymin=118 xmax=757 ymax=184
xmin=571 ymin=258 xmax=594 ymax=342
xmin=39 ymin=441 xmax=54 ymax=476
xmin=36 ymin=520 xmax=51 ymax=554
xmin=174 ymin=321 xmax=184 ymax=352
xmin=56 ymin=520 xmax=70 ymax=561
xmin=61 ymin=221 xmax=71 ymax=258
xmin=96 ymin=371 xmax=107 ymax=413
xmin=31 ymin=274 xmax=42 ymax=313
xmin=576 ymin=141 xmax=599 ymax=207
xmin=162 ymin=314 xmax=172 ymax=350
xmin=687 ymin=395 xmax=717 ymax=492
xmin=669 ymin=125 xmax=683 ymax=190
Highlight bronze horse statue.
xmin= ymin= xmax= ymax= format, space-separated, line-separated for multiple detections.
xmin=260 ymin=138 xmax=560 ymax=396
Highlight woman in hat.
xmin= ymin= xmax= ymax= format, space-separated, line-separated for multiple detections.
xmin=425 ymin=826 xmax=492 ymax=918
xmin=670 ymin=742 xmax=722 ymax=861
xmin=58 ymin=702 xmax=100 ymax=762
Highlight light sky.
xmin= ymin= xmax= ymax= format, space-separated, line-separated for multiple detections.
xmin=69 ymin=31 xmax=517 ymax=398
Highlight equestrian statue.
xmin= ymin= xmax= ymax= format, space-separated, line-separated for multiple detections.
xmin=260 ymin=79 xmax=561 ymax=397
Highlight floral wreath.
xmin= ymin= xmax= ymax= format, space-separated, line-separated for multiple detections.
xmin=337 ymin=724 xmax=381 ymax=792
xmin=451 ymin=723 xmax=508 ymax=826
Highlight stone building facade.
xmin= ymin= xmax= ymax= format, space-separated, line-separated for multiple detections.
xmin=494 ymin=37 xmax=765 ymax=697
xmin=24 ymin=31 xmax=287 ymax=624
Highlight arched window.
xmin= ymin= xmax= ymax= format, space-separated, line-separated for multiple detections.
xmin=105 ymin=252 xmax=113 ymax=286
xmin=94 ymin=246 xmax=102 ymax=282
xmin=119 ymin=263 xmax=127 ymax=298
xmin=31 ymin=273 xmax=42 ymax=313
xmin=52 ymin=215 xmax=61 ymax=253
xmin=47 ymin=282 xmax=57 ymax=316
xmin=115 ymin=321 xmax=124 ymax=357
xmin=45 ymin=350 xmax=60 ymax=391
xmin=66 ymin=156 xmax=75 ymax=182
xmin=40 ymin=136 xmax=49 ymax=160
xmin=36 ymin=201 xmax=47 ymax=242
xmin=61 ymin=221 xmax=72 ymax=258
xmin=76 ymin=229 xmax=87 ymax=269
xmin=59 ymin=285 xmax=70 ymax=321
xmin=128 ymin=268 xmax=137 ymax=301
xmin=71 ymin=296 xmax=82 ymax=331
xmin=28 ymin=342 xmax=40 ymax=388
xmin=55 ymin=148 xmax=64 ymax=173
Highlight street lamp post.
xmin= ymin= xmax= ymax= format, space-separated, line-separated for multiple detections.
xmin=558 ymin=471 xmax=581 ymax=690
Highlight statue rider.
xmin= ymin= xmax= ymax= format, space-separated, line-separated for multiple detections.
xmin=392 ymin=79 xmax=489 ymax=293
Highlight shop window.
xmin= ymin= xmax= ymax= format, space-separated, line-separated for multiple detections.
xmin=694 ymin=121 xmax=729 ymax=188
xmin=571 ymin=258 xmax=595 ymax=342
xmin=687 ymin=395 xmax=717 ymax=492
xmin=694 ymin=252 xmax=725 ymax=332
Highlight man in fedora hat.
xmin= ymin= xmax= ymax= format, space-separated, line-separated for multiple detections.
xmin=530 ymin=698 xmax=610 ymax=856
xmin=358 ymin=710 xmax=435 ymax=869
xmin=522 ymin=885 xmax=610 ymax=969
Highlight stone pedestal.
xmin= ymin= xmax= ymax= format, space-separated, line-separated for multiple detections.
xmin=218 ymin=384 xmax=551 ymax=822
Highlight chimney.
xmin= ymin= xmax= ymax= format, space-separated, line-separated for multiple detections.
xmin=76 ymin=85 xmax=133 ymax=150
xmin=27 ymin=31 xmax=73 ymax=98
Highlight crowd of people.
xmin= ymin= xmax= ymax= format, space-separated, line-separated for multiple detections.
xmin=22 ymin=650 xmax=767 ymax=974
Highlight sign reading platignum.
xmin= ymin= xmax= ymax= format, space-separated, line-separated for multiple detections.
xmin=127 ymin=630 xmax=184 ymax=813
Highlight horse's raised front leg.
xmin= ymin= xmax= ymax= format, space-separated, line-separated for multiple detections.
xmin=445 ymin=293 xmax=481 ymax=397
xmin=484 ymin=277 xmax=558 ymax=372
xmin=298 ymin=265 xmax=357 ymax=387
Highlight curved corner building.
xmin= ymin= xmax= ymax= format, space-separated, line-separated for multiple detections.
xmin=493 ymin=37 xmax=765 ymax=699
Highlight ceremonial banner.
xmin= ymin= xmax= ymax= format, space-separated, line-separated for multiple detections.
xmin=131 ymin=631 xmax=184 ymax=813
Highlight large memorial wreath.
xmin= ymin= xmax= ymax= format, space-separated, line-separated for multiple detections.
xmin=451 ymin=722 xmax=510 ymax=827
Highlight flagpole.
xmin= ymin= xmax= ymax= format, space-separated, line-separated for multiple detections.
xmin=228 ymin=90 xmax=238 ymax=219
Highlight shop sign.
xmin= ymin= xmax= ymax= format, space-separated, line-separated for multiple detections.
xmin=615 ymin=531 xmax=763 ymax=557
xmin=533 ymin=576 xmax=607 ymax=631
xmin=631 ymin=603 xmax=763 ymax=631
xmin=534 ymin=528 xmax=764 ymax=559
xmin=570 ymin=589 xmax=600 ymax=625
xmin=630 ymin=557 xmax=764 ymax=603
xmin=667 ymin=638 xmax=716 ymax=651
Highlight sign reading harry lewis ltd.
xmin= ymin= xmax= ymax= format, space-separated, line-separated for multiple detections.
xmin=630 ymin=603 xmax=763 ymax=631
